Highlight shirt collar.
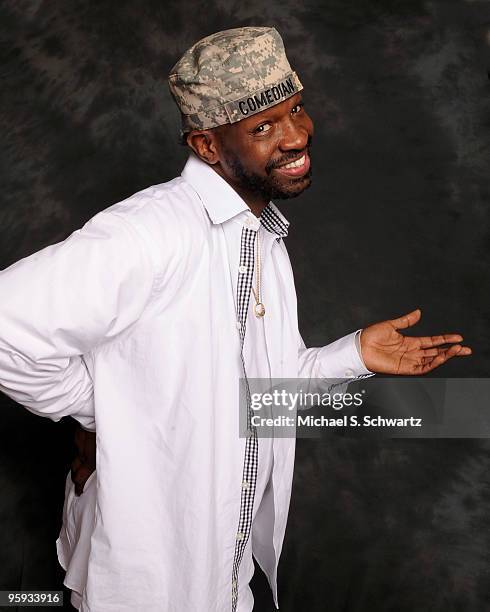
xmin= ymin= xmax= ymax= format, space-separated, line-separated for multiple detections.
xmin=181 ymin=153 xmax=290 ymax=239
xmin=181 ymin=153 xmax=249 ymax=225
xmin=260 ymin=201 xmax=289 ymax=239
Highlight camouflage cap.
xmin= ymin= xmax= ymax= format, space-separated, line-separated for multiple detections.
xmin=168 ymin=26 xmax=303 ymax=134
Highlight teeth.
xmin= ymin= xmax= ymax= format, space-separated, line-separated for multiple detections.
xmin=283 ymin=155 xmax=305 ymax=169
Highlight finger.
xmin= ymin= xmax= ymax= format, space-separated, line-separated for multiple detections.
xmin=416 ymin=344 xmax=469 ymax=357
xmin=70 ymin=457 xmax=82 ymax=483
xmin=416 ymin=347 xmax=444 ymax=358
xmin=419 ymin=349 xmax=446 ymax=365
xmin=417 ymin=334 xmax=464 ymax=349
xmin=444 ymin=344 xmax=464 ymax=358
xmin=412 ymin=345 xmax=471 ymax=373
xmin=419 ymin=355 xmax=448 ymax=374
xmin=419 ymin=345 xmax=463 ymax=373
xmin=72 ymin=464 xmax=95 ymax=496
xmin=390 ymin=309 xmax=421 ymax=330
xmin=74 ymin=481 xmax=84 ymax=496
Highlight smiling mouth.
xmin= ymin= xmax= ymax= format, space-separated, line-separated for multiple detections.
xmin=274 ymin=153 xmax=311 ymax=178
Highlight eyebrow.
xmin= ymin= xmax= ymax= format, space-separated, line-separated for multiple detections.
xmin=249 ymin=95 xmax=304 ymax=127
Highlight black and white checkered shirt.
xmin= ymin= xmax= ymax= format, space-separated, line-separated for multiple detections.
xmin=231 ymin=203 xmax=289 ymax=611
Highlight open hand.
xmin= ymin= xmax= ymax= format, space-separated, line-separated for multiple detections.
xmin=360 ymin=309 xmax=472 ymax=375
xmin=71 ymin=425 xmax=96 ymax=496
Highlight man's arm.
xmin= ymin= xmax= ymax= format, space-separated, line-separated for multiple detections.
xmin=0 ymin=210 xmax=155 ymax=430
xmin=298 ymin=308 xmax=471 ymax=382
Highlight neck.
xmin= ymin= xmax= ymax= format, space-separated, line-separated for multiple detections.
xmin=235 ymin=190 xmax=267 ymax=218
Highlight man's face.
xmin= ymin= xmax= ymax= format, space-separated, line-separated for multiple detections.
xmin=213 ymin=92 xmax=314 ymax=201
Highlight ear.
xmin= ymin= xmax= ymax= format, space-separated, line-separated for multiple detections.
xmin=186 ymin=130 xmax=220 ymax=165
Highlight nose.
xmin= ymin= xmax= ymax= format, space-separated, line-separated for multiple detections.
xmin=278 ymin=117 xmax=310 ymax=151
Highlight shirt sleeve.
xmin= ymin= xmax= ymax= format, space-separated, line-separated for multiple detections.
xmin=298 ymin=330 xmax=373 ymax=380
xmin=0 ymin=211 xmax=155 ymax=431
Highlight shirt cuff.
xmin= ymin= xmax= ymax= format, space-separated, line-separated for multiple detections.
xmin=317 ymin=330 xmax=373 ymax=379
xmin=354 ymin=329 xmax=371 ymax=373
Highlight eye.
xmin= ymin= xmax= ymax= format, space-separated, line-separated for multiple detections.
xmin=254 ymin=123 xmax=272 ymax=134
xmin=291 ymin=102 xmax=304 ymax=114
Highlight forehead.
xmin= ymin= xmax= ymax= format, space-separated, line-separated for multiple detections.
xmin=209 ymin=91 xmax=305 ymax=143
xmin=236 ymin=91 xmax=304 ymax=129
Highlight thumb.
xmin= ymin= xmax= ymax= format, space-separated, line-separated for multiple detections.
xmin=72 ymin=464 xmax=95 ymax=496
xmin=389 ymin=308 xmax=422 ymax=330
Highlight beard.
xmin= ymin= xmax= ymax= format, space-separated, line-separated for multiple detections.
xmin=221 ymin=139 xmax=313 ymax=201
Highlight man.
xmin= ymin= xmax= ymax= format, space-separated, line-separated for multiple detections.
xmin=0 ymin=27 xmax=470 ymax=612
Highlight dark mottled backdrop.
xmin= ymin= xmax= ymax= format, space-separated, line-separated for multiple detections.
xmin=1 ymin=1 xmax=489 ymax=611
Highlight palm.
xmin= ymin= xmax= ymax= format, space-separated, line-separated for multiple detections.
xmin=361 ymin=309 xmax=471 ymax=375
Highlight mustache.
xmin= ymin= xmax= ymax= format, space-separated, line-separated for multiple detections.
xmin=266 ymin=136 xmax=313 ymax=173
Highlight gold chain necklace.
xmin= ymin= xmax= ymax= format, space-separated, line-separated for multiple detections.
xmin=251 ymin=229 xmax=265 ymax=317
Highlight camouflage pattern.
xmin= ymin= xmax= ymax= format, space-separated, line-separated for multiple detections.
xmin=168 ymin=27 xmax=303 ymax=132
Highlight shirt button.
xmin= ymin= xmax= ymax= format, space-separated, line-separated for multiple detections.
xmin=236 ymin=532 xmax=245 ymax=541
xmin=236 ymin=321 xmax=242 ymax=330
xmin=238 ymin=265 xmax=248 ymax=274
xmin=244 ymin=216 xmax=260 ymax=231
xmin=345 ymin=369 xmax=354 ymax=377
xmin=242 ymin=480 xmax=250 ymax=490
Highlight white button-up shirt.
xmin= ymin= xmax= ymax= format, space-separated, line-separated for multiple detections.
xmin=0 ymin=152 xmax=370 ymax=612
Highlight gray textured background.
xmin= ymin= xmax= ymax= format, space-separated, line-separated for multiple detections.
xmin=0 ymin=1 xmax=489 ymax=610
